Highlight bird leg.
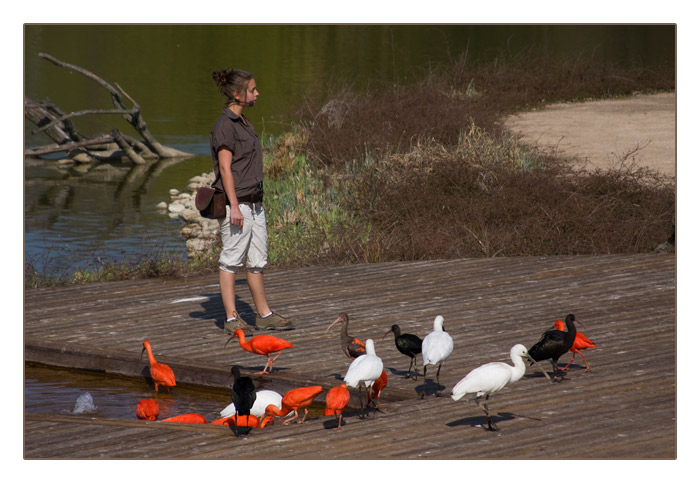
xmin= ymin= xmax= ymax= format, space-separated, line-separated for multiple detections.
xmin=561 ymin=353 xmax=576 ymax=371
xmin=435 ymin=362 xmax=443 ymax=397
xmin=357 ymin=386 xmax=367 ymax=419
xmin=335 ymin=413 xmax=343 ymax=430
xmin=283 ymin=410 xmax=299 ymax=425
xmin=297 ymin=408 xmax=309 ymax=424
xmin=477 ymin=395 xmax=498 ymax=431
xmin=579 ymin=351 xmax=591 ymax=373
xmin=419 ymin=365 xmax=428 ymax=399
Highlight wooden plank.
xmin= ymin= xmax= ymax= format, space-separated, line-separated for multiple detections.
xmin=24 ymin=254 xmax=676 ymax=459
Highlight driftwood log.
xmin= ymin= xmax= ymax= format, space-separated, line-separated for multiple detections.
xmin=24 ymin=53 xmax=191 ymax=164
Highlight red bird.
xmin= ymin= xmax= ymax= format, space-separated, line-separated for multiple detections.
xmin=141 ymin=340 xmax=176 ymax=392
xmin=161 ymin=413 xmax=207 ymax=424
xmin=225 ymin=329 xmax=294 ymax=374
xmin=553 ymin=319 xmax=595 ymax=373
xmin=136 ymin=398 xmax=159 ymax=421
xmin=211 ymin=415 xmax=260 ymax=428
xmin=370 ymin=369 xmax=388 ymax=401
xmin=325 ymin=383 xmax=351 ymax=431
xmin=262 ymin=386 xmax=324 ymax=426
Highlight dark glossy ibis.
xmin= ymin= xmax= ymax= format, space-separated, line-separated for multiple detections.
xmin=230 ymin=365 xmax=257 ymax=435
xmin=420 ymin=315 xmax=453 ymax=398
xmin=553 ymin=319 xmax=595 ymax=373
xmin=528 ymin=313 xmax=579 ymax=380
xmin=383 ymin=324 xmax=423 ymax=380
xmin=327 ymin=312 xmax=366 ymax=359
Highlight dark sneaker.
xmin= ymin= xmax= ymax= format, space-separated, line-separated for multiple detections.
xmin=255 ymin=312 xmax=294 ymax=331
xmin=224 ymin=315 xmax=252 ymax=336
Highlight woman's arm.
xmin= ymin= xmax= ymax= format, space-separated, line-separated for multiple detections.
xmin=218 ymin=147 xmax=244 ymax=228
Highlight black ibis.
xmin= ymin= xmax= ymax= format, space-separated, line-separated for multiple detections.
xmin=383 ymin=324 xmax=423 ymax=380
xmin=230 ymin=365 xmax=256 ymax=435
xmin=327 ymin=312 xmax=366 ymax=359
xmin=528 ymin=313 xmax=579 ymax=380
xmin=451 ymin=344 xmax=550 ymax=431
xmin=553 ymin=319 xmax=596 ymax=373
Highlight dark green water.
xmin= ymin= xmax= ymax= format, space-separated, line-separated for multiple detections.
xmin=23 ymin=25 xmax=675 ymax=275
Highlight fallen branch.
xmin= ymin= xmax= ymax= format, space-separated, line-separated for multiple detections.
xmin=25 ymin=53 xmax=191 ymax=163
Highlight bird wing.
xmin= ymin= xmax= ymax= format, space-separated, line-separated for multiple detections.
xmin=151 ymin=363 xmax=176 ymax=386
xmin=574 ymin=332 xmax=595 ymax=350
xmin=250 ymin=390 xmax=284 ymax=418
xmin=451 ymin=362 xmax=511 ymax=400
xmin=325 ymin=386 xmax=351 ymax=414
xmin=250 ymin=335 xmax=294 ymax=354
xmin=422 ymin=332 xmax=454 ymax=365
xmin=344 ymin=355 xmax=383 ymax=387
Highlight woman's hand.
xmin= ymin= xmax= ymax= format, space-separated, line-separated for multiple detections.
xmin=229 ymin=204 xmax=244 ymax=228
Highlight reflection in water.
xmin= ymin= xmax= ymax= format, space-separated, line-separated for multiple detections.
xmin=24 ymin=154 xmax=214 ymax=276
xmin=25 ymin=364 xmax=229 ymax=422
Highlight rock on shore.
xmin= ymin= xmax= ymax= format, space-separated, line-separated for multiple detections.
xmin=159 ymin=172 xmax=220 ymax=258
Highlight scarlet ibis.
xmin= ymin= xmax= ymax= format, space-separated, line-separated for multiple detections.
xmin=325 ymin=383 xmax=351 ymax=430
xmin=451 ymin=344 xmax=550 ymax=431
xmin=327 ymin=312 xmax=366 ymax=359
xmin=141 ymin=340 xmax=176 ymax=393
xmin=230 ymin=365 xmax=256 ymax=435
xmin=221 ymin=389 xmax=287 ymax=421
xmin=161 ymin=413 xmax=207 ymax=424
xmin=262 ymin=386 xmax=324 ymax=425
xmin=383 ymin=324 xmax=422 ymax=380
xmin=136 ymin=398 xmax=159 ymax=421
xmin=344 ymin=339 xmax=384 ymax=417
xmin=528 ymin=313 xmax=579 ymax=380
xmin=553 ymin=319 xmax=595 ymax=372
xmin=370 ymin=369 xmax=388 ymax=401
xmin=225 ymin=329 xmax=294 ymax=374
xmin=211 ymin=415 xmax=260 ymax=427
xmin=420 ymin=315 xmax=453 ymax=398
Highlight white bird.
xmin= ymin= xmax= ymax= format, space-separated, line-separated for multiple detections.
xmin=451 ymin=343 xmax=550 ymax=431
xmin=344 ymin=339 xmax=383 ymax=417
xmin=221 ymin=389 xmax=290 ymax=420
xmin=420 ymin=315 xmax=454 ymax=398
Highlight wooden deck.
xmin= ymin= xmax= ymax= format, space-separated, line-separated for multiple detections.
xmin=24 ymin=254 xmax=676 ymax=459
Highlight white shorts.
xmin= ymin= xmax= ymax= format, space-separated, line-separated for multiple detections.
xmin=218 ymin=202 xmax=268 ymax=274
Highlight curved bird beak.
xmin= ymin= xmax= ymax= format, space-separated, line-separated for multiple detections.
xmin=326 ymin=317 xmax=341 ymax=333
xmin=382 ymin=328 xmax=393 ymax=339
xmin=224 ymin=335 xmax=235 ymax=348
xmin=524 ymin=354 xmax=551 ymax=381
xmin=140 ymin=347 xmax=145 ymax=360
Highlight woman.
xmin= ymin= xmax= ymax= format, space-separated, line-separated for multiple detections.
xmin=210 ymin=68 xmax=293 ymax=334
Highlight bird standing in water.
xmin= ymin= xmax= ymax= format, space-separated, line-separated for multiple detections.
xmin=553 ymin=319 xmax=595 ymax=372
xmin=451 ymin=344 xmax=550 ymax=431
xmin=383 ymin=324 xmax=422 ymax=380
xmin=230 ymin=365 xmax=256 ymax=434
xmin=325 ymin=383 xmax=351 ymax=430
xmin=136 ymin=398 xmax=159 ymax=421
xmin=327 ymin=313 xmax=366 ymax=359
xmin=344 ymin=339 xmax=384 ymax=417
xmin=528 ymin=313 xmax=579 ymax=380
xmin=420 ymin=316 xmax=453 ymax=398
xmin=141 ymin=340 xmax=176 ymax=393
xmin=225 ymin=329 xmax=294 ymax=374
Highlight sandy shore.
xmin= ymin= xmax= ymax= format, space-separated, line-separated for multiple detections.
xmin=504 ymin=92 xmax=676 ymax=178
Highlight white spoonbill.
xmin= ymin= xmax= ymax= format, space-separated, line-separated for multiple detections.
xmin=221 ymin=389 xmax=289 ymax=421
xmin=344 ymin=338 xmax=383 ymax=417
xmin=451 ymin=343 xmax=550 ymax=431
xmin=420 ymin=315 xmax=453 ymax=398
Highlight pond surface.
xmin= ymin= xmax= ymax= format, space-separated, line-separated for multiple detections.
xmin=23 ymin=25 xmax=675 ymax=276
xmin=25 ymin=364 xmax=230 ymax=422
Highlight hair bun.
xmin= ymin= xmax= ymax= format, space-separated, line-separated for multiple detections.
xmin=212 ymin=69 xmax=232 ymax=87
